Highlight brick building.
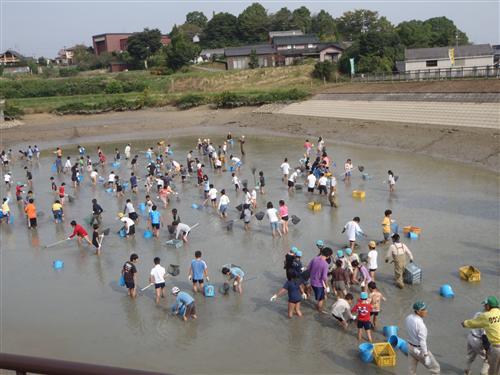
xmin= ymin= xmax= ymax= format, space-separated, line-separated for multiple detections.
xmin=92 ymin=33 xmax=171 ymax=55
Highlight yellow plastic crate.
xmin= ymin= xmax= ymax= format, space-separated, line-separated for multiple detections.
xmin=410 ymin=226 xmax=422 ymax=234
xmin=459 ymin=265 xmax=481 ymax=282
xmin=308 ymin=202 xmax=322 ymax=211
xmin=307 ymin=202 xmax=315 ymax=210
xmin=373 ymin=342 xmax=396 ymax=367
xmin=352 ymin=190 xmax=366 ymax=199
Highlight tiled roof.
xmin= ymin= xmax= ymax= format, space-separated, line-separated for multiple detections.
xmin=225 ymin=44 xmax=275 ymax=57
xmin=405 ymin=44 xmax=493 ymax=61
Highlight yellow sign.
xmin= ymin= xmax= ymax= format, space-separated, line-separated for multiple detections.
xmin=448 ymin=48 xmax=455 ymax=65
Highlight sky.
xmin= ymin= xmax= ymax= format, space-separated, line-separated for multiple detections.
xmin=1 ymin=0 xmax=498 ymax=58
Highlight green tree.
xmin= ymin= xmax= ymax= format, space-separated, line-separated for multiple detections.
xmin=179 ymin=23 xmax=202 ymax=41
xmin=186 ymin=11 xmax=208 ymax=28
xmin=38 ymin=56 xmax=47 ymax=65
xmin=311 ymin=10 xmax=337 ymax=40
xmin=357 ymin=55 xmax=393 ymax=73
xmin=238 ymin=3 xmax=270 ymax=43
xmin=166 ymin=29 xmax=200 ymax=71
xmin=72 ymin=44 xmax=97 ymax=70
xmin=291 ymin=6 xmax=312 ymax=33
xmin=312 ymin=61 xmax=337 ymax=81
xmin=127 ymin=28 xmax=163 ymax=67
xmin=202 ymin=12 xmax=240 ymax=47
xmin=248 ymin=49 xmax=259 ymax=69
xmin=270 ymin=7 xmax=292 ymax=31
xmin=423 ymin=17 xmax=469 ymax=46
xmin=396 ymin=20 xmax=432 ymax=48
xmin=336 ymin=9 xmax=381 ymax=41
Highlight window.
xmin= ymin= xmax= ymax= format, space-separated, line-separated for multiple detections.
xmin=426 ymin=60 xmax=438 ymax=67
xmin=287 ymin=45 xmax=292 ymax=49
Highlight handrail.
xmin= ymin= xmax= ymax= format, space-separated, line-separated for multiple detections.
xmin=0 ymin=352 xmax=170 ymax=375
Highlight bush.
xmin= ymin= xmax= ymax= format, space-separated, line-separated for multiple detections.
xmin=215 ymin=89 xmax=308 ymax=108
xmin=312 ymin=61 xmax=337 ymax=82
xmin=4 ymin=103 xmax=24 ymax=119
xmin=59 ymin=67 xmax=80 ymax=77
xmin=176 ymin=93 xmax=206 ymax=110
xmin=53 ymin=97 xmax=143 ymax=115
xmin=104 ymin=80 xmax=124 ymax=94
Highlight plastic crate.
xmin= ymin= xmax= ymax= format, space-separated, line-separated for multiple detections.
xmin=410 ymin=226 xmax=422 ymax=234
xmin=352 ymin=190 xmax=366 ymax=199
xmin=308 ymin=202 xmax=322 ymax=211
xmin=373 ymin=342 xmax=396 ymax=367
xmin=459 ymin=266 xmax=480 ymax=282
xmin=403 ymin=226 xmax=412 ymax=234
xmin=166 ymin=239 xmax=183 ymax=248
xmin=403 ymin=262 xmax=422 ymax=284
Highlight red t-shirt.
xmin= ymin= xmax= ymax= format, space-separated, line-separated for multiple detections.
xmin=351 ymin=300 xmax=373 ymax=322
xmin=58 ymin=186 xmax=65 ymax=197
xmin=70 ymin=224 xmax=88 ymax=238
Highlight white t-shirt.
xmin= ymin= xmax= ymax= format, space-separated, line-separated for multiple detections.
xmin=388 ymin=175 xmax=396 ymax=185
xmin=267 ymin=208 xmax=279 ymax=223
xmin=125 ymin=202 xmax=135 ymax=214
xmin=232 ymin=176 xmax=240 ymax=186
xmin=90 ymin=171 xmax=98 ymax=179
xmin=280 ymin=162 xmax=290 ymax=175
xmin=344 ymin=221 xmax=362 ymax=242
xmin=121 ymin=217 xmax=135 ymax=229
xmin=307 ymin=174 xmax=317 ymax=188
xmin=368 ymin=250 xmax=378 ymax=270
xmin=232 ymin=157 xmax=240 ymax=163
xmin=329 ymin=176 xmax=337 ymax=188
xmin=64 ymin=159 xmax=72 ymax=168
xmin=219 ymin=195 xmax=230 ymax=207
xmin=244 ymin=192 xmax=252 ymax=205
xmin=288 ymin=171 xmax=298 ymax=182
xmin=108 ymin=173 xmax=115 ymax=182
xmin=344 ymin=163 xmax=353 ymax=173
xmin=318 ymin=176 xmax=328 ymax=186
xmin=215 ymin=159 xmax=222 ymax=167
xmin=208 ymin=188 xmax=218 ymax=200
xmin=176 ymin=223 xmax=191 ymax=238
xmin=4 ymin=174 xmax=12 ymax=183
xmin=150 ymin=264 xmax=166 ymax=284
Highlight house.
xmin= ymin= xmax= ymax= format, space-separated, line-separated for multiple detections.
xmin=397 ymin=44 xmax=494 ymax=72
xmin=225 ymin=44 xmax=275 ymax=70
xmin=54 ymin=47 xmax=75 ymax=65
xmin=0 ymin=50 xmax=25 ymax=65
xmin=192 ymin=34 xmax=200 ymax=43
xmin=92 ymin=33 xmax=171 ymax=55
xmin=199 ymin=48 xmax=225 ymax=61
xmin=492 ymin=44 xmax=500 ymax=66
xmin=272 ymin=35 xmax=343 ymax=65
xmin=268 ymin=30 xmax=303 ymax=40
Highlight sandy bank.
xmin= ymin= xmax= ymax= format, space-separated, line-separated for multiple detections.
xmin=1 ymin=105 xmax=498 ymax=172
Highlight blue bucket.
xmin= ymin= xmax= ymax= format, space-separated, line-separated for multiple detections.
xmin=106 ymin=188 xmax=113 ymax=193
xmin=229 ymin=166 xmax=235 ymax=172
xmin=167 ymin=150 xmax=173 ymax=156
xmin=77 ymin=175 xmax=83 ymax=182
xmin=204 ymin=284 xmax=215 ymax=297
xmin=359 ymin=343 xmax=374 ymax=363
xmin=191 ymin=203 xmax=199 ymax=209
xmin=53 ymin=260 xmax=64 ymax=269
xmin=388 ymin=335 xmax=409 ymax=355
xmin=391 ymin=222 xmax=399 ymax=234
xmin=139 ymin=203 xmax=146 ymax=212
xmin=383 ymin=325 xmax=399 ymax=338
xmin=143 ymin=230 xmax=153 ymax=239
xmin=119 ymin=275 xmax=125 ymax=287
xmin=440 ymin=284 xmax=455 ymax=298
xmin=112 ymin=162 xmax=121 ymax=168
xmin=119 ymin=228 xmax=127 ymax=238
xmin=51 ymin=163 xmax=57 ymax=173
xmin=408 ymin=232 xmax=419 ymax=239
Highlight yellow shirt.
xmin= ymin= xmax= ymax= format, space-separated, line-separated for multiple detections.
xmin=1 ymin=202 xmax=10 ymax=214
xmin=52 ymin=203 xmax=63 ymax=212
xmin=464 ymin=308 xmax=500 ymax=345
xmin=382 ymin=217 xmax=391 ymax=234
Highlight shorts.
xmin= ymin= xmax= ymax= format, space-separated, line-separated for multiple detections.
xmin=346 ymin=171 xmax=352 ymax=177
xmin=281 ymin=215 xmax=289 ymax=221
xmin=185 ymin=302 xmax=196 ymax=316
xmin=192 ymin=279 xmax=204 ymax=284
xmin=155 ymin=282 xmax=165 ymax=289
xmin=383 ymin=232 xmax=390 ymax=240
xmin=357 ymin=320 xmax=373 ymax=330
xmin=318 ymin=186 xmax=327 ymax=194
xmin=332 ymin=314 xmax=344 ymax=322
xmin=234 ymin=184 xmax=239 ymax=190
xmin=128 ymin=225 xmax=135 ymax=235
xmin=29 ymin=218 xmax=37 ymax=227
xmin=197 ymin=177 xmax=203 ymax=184
xmin=270 ymin=222 xmax=278 ymax=231
xmin=151 ymin=223 xmax=160 ymax=229
xmin=289 ymin=298 xmax=301 ymax=304
xmin=129 ymin=212 xmax=138 ymax=221
xmin=333 ymin=280 xmax=346 ymax=291
xmin=219 ymin=205 xmax=228 ymax=214
xmin=125 ymin=281 xmax=135 ymax=289
xmin=288 ymin=181 xmax=294 ymax=188
xmin=369 ymin=268 xmax=377 ymax=273
xmin=370 ymin=311 xmax=379 ymax=317
xmin=312 ymin=286 xmax=325 ymax=301
xmin=53 ymin=211 xmax=63 ymax=219
xmin=308 ymin=187 xmax=314 ymax=193
xmin=211 ymin=199 xmax=216 ymax=203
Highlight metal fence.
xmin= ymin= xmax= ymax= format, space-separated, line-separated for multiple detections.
xmin=352 ymin=65 xmax=500 ymax=82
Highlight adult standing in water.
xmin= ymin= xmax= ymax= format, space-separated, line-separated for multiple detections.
xmin=239 ymin=135 xmax=245 ymax=156
xmin=307 ymin=247 xmax=332 ymax=313
xmin=385 ymin=234 xmax=414 ymax=289
xmin=405 ymin=301 xmax=440 ymax=374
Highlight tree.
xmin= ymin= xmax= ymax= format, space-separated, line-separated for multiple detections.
xmin=238 ymin=3 xmax=270 ymax=43
xmin=312 ymin=61 xmax=337 ymax=81
xmin=248 ymin=49 xmax=259 ymax=69
xmin=396 ymin=20 xmax=432 ymax=48
xmin=291 ymin=6 xmax=312 ymax=33
xmin=336 ymin=9 xmax=381 ymax=41
xmin=357 ymin=55 xmax=393 ymax=73
xmin=311 ymin=10 xmax=337 ymax=40
xmin=423 ymin=17 xmax=469 ymax=46
xmin=201 ymin=12 xmax=240 ymax=48
xmin=127 ymin=28 xmax=163 ymax=67
xmin=38 ymin=56 xmax=47 ymax=65
xmin=166 ymin=29 xmax=200 ymax=71
xmin=270 ymin=7 xmax=292 ymax=31
xmin=186 ymin=11 xmax=208 ymax=28
xmin=178 ymin=23 xmax=202 ymax=41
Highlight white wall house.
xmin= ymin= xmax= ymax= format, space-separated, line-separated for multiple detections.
xmin=397 ymin=44 xmax=494 ymax=72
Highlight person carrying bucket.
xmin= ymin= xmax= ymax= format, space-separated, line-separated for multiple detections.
xmin=462 ymin=296 xmax=500 ymax=375
xmin=385 ymin=234 xmax=414 ymax=289
xmin=405 ymin=301 xmax=440 ymax=374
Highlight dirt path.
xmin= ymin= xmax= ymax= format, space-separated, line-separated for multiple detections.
xmin=1 ymin=105 xmax=499 ymax=172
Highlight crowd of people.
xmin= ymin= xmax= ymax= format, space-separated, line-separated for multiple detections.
xmin=1 ymin=135 xmax=498 ymax=375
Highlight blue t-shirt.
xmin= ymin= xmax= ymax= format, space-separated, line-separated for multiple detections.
xmin=130 ymin=176 xmax=137 ymax=187
xmin=149 ymin=211 xmax=161 ymax=224
xmin=283 ymin=280 xmax=302 ymax=303
xmin=230 ymin=267 xmax=245 ymax=279
xmin=176 ymin=291 xmax=194 ymax=306
xmin=191 ymin=259 xmax=207 ymax=280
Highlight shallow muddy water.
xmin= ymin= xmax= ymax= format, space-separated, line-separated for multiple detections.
xmin=1 ymin=135 xmax=499 ymax=374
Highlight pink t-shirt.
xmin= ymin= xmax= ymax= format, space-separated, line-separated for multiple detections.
xmin=279 ymin=205 xmax=288 ymax=218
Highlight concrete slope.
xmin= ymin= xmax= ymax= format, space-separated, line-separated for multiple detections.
xmin=277 ymin=100 xmax=500 ymax=129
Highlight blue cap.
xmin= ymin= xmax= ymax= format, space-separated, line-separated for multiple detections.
xmin=337 ymin=250 xmax=344 ymax=257
xmin=360 ymin=292 xmax=368 ymax=300
xmin=291 ymin=246 xmax=299 ymax=254
xmin=295 ymin=250 xmax=303 ymax=257
xmin=316 ymin=240 xmax=324 ymax=247
xmin=345 ymin=248 xmax=352 ymax=255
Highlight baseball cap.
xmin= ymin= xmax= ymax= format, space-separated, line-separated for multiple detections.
xmin=291 ymin=246 xmax=299 ymax=254
xmin=337 ymin=250 xmax=343 ymax=257
xmin=413 ymin=301 xmax=427 ymax=311
xmin=368 ymin=241 xmax=376 ymax=249
xmin=171 ymin=286 xmax=180 ymax=295
xmin=295 ymin=250 xmax=303 ymax=257
xmin=482 ymin=296 xmax=499 ymax=308
xmin=345 ymin=248 xmax=352 ymax=255
xmin=316 ymin=240 xmax=324 ymax=247
xmin=360 ymin=292 xmax=368 ymax=300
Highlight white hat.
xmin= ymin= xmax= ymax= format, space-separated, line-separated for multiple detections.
xmin=171 ymin=286 xmax=180 ymax=295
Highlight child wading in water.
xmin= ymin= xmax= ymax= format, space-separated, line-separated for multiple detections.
xmin=278 ymin=200 xmax=289 ymax=235
xmin=387 ymin=170 xmax=396 ymax=192
xmin=270 ymin=270 xmax=305 ymax=319
xmin=368 ymin=281 xmax=386 ymax=329
xmin=351 ymin=291 xmax=373 ymax=342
